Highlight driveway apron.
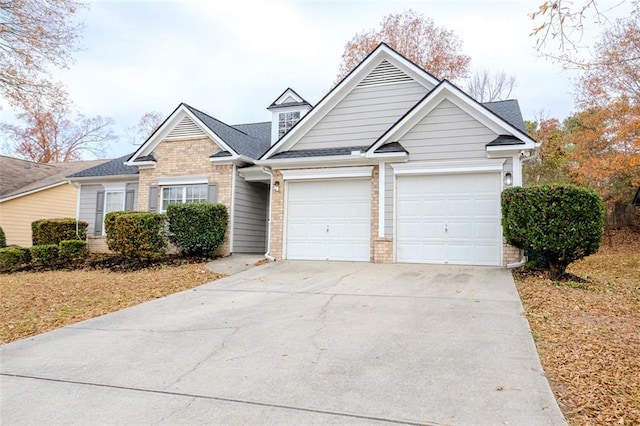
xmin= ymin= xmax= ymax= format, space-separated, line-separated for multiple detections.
xmin=0 ymin=261 xmax=566 ymax=425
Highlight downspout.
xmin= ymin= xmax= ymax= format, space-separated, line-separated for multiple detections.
xmin=262 ymin=167 xmax=276 ymax=261
xmin=71 ymin=181 xmax=82 ymax=239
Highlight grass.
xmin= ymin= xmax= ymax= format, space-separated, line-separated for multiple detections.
xmin=1 ymin=259 xmax=225 ymax=344
xmin=515 ymin=229 xmax=640 ymax=425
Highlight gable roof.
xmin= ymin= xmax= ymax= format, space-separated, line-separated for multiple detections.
xmin=0 ymin=156 xmax=107 ymax=201
xmin=67 ymin=154 xmax=138 ymax=179
xmin=267 ymin=88 xmax=311 ymax=109
xmin=483 ymin=100 xmax=527 ymax=133
xmin=366 ymin=80 xmax=536 ymax=156
xmin=260 ymin=43 xmax=440 ymax=160
xmin=127 ymin=103 xmax=270 ymax=165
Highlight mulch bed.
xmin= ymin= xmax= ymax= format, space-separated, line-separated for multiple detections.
xmin=515 ymin=229 xmax=640 ymax=425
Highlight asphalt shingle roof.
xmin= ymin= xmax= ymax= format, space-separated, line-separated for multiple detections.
xmin=486 ymin=135 xmax=525 ymax=147
xmin=184 ymin=104 xmax=271 ymax=159
xmin=67 ymin=154 xmax=138 ymax=178
xmin=270 ymin=146 xmax=368 ymax=159
xmin=231 ymin=122 xmax=271 ymax=142
xmin=0 ymin=156 xmax=106 ymax=199
xmin=374 ymin=142 xmax=407 ymax=153
xmin=482 ymin=100 xmax=527 ymax=133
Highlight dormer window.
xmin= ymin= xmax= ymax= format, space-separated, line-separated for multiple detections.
xmin=278 ymin=111 xmax=301 ymax=138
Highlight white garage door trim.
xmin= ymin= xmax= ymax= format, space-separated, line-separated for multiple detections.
xmin=284 ymin=178 xmax=371 ymax=261
xmin=394 ymin=170 xmax=503 ymax=266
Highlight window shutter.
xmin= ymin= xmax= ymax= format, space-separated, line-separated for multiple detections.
xmin=148 ymin=186 xmax=158 ymax=212
xmin=208 ymin=184 xmax=218 ymax=203
xmin=125 ymin=190 xmax=135 ymax=211
xmin=95 ymin=190 xmax=105 ymax=235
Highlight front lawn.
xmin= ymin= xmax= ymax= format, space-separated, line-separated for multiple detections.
xmin=1 ymin=258 xmax=225 ymax=344
xmin=516 ymin=230 xmax=640 ymax=425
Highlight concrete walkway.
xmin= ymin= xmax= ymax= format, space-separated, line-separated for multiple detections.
xmin=0 ymin=262 xmax=566 ymax=425
xmin=205 ymin=254 xmax=266 ymax=276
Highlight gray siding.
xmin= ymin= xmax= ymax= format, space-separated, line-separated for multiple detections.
xmin=294 ymin=81 xmax=428 ymax=150
xmin=400 ymin=100 xmax=497 ymax=161
xmin=79 ymin=184 xmax=103 ymax=235
xmin=126 ymin=183 xmax=139 ymax=210
xmin=383 ymin=100 xmax=500 ymax=238
xmin=233 ymin=175 xmax=268 ymax=253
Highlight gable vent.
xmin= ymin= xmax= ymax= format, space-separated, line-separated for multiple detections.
xmin=166 ymin=116 xmax=206 ymax=139
xmin=357 ymin=60 xmax=413 ymax=87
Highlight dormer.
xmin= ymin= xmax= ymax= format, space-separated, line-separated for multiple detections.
xmin=267 ymin=88 xmax=312 ymax=145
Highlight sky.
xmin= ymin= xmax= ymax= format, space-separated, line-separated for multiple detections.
xmin=0 ymin=0 xmax=633 ymax=159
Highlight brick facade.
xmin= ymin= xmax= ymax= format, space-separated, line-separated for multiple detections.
xmin=268 ymin=170 xmax=284 ymax=259
xmin=503 ymin=240 xmax=522 ymax=266
xmin=137 ymin=137 xmax=233 ymax=256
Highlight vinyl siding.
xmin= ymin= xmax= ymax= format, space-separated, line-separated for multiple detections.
xmin=0 ymin=184 xmax=78 ymax=246
xmin=382 ymin=99 xmax=500 ymax=238
xmin=233 ymin=176 xmax=268 ymax=253
xmin=294 ymin=81 xmax=427 ymax=150
xmin=79 ymin=184 xmax=103 ymax=235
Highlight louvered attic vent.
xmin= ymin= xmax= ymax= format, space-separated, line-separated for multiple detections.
xmin=166 ymin=116 xmax=206 ymax=139
xmin=357 ymin=60 xmax=413 ymax=87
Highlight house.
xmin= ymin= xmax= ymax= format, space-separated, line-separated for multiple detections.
xmin=70 ymin=43 xmax=536 ymax=265
xmin=0 ymin=156 xmax=106 ymax=246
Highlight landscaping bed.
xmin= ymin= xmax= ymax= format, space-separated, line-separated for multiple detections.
xmin=515 ymin=229 xmax=640 ymax=425
xmin=1 ymin=255 xmax=225 ymax=344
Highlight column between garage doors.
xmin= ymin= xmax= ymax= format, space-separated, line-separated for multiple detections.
xmin=280 ymin=167 xmax=373 ymax=261
xmin=391 ymin=160 xmax=506 ymax=266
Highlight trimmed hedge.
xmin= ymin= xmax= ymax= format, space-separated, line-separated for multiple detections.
xmin=32 ymin=218 xmax=88 ymax=246
xmin=166 ymin=202 xmax=228 ymax=256
xmin=0 ymin=226 xmax=6 ymax=248
xmin=59 ymin=240 xmax=89 ymax=263
xmin=104 ymin=211 xmax=166 ymax=260
xmin=0 ymin=247 xmax=29 ymax=271
xmin=502 ymin=184 xmax=605 ymax=277
xmin=29 ymin=244 xmax=59 ymax=266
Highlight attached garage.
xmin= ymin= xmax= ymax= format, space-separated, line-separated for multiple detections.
xmin=285 ymin=178 xmax=371 ymax=261
xmin=395 ymin=172 xmax=502 ymax=266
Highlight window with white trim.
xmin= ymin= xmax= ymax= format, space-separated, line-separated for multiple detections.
xmin=161 ymin=184 xmax=207 ymax=212
xmin=105 ymin=191 xmax=125 ymax=215
xmin=278 ymin=111 xmax=300 ymax=138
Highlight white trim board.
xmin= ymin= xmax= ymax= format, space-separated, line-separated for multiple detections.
xmin=391 ymin=159 xmax=506 ymax=175
xmin=157 ymin=176 xmax=208 ymax=186
xmin=281 ymin=166 xmax=373 ymax=181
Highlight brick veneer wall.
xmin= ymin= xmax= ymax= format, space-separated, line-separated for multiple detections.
xmin=503 ymin=240 xmax=522 ymax=266
xmin=268 ymin=170 xmax=284 ymax=259
xmin=137 ymin=137 xmax=233 ymax=256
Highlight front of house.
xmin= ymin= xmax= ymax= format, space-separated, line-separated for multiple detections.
xmin=69 ymin=43 xmax=535 ymax=265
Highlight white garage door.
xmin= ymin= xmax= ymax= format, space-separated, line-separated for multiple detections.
xmin=396 ymin=173 xmax=501 ymax=266
xmin=286 ymin=179 xmax=371 ymax=261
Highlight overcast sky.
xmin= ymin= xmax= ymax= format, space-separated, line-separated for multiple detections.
xmin=0 ymin=0 xmax=632 ymax=159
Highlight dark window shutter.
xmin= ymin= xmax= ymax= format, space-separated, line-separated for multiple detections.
xmin=148 ymin=186 xmax=158 ymax=212
xmin=208 ymin=184 xmax=218 ymax=203
xmin=95 ymin=190 xmax=105 ymax=235
xmin=125 ymin=189 xmax=135 ymax=211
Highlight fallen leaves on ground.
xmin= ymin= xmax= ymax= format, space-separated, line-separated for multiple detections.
xmin=1 ymin=262 xmax=225 ymax=344
xmin=515 ymin=229 xmax=640 ymax=425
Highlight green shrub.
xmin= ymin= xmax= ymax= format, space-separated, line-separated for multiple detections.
xmin=166 ymin=202 xmax=228 ymax=256
xmin=0 ymin=226 xmax=6 ymax=248
xmin=502 ymin=184 xmax=605 ymax=277
xmin=59 ymin=240 xmax=89 ymax=263
xmin=105 ymin=211 xmax=166 ymax=260
xmin=32 ymin=218 xmax=88 ymax=245
xmin=29 ymin=244 xmax=59 ymax=266
xmin=0 ymin=247 xmax=29 ymax=271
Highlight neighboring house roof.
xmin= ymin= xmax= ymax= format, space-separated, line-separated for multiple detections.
xmin=67 ymin=154 xmax=138 ymax=178
xmin=0 ymin=156 xmax=106 ymax=201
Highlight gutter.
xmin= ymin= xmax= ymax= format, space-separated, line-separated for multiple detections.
xmin=262 ymin=167 xmax=276 ymax=262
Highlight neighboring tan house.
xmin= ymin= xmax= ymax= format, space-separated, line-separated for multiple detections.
xmin=0 ymin=156 xmax=106 ymax=246
xmin=69 ymin=43 xmax=536 ymax=265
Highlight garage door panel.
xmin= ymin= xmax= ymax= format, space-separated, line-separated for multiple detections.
xmin=286 ymin=179 xmax=371 ymax=261
xmin=396 ymin=173 xmax=501 ymax=266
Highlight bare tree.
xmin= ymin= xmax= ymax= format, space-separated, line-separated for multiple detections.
xmin=1 ymin=85 xmax=115 ymax=163
xmin=336 ymin=9 xmax=470 ymax=84
xmin=466 ymin=70 xmax=517 ymax=102
xmin=0 ymin=0 xmax=85 ymax=104
xmin=125 ymin=111 xmax=163 ymax=145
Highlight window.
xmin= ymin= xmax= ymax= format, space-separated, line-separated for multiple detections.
xmin=278 ymin=111 xmax=300 ymax=138
xmin=161 ymin=184 xmax=208 ymax=212
xmin=105 ymin=191 xmax=125 ymax=215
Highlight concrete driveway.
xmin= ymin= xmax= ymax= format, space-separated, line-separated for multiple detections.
xmin=0 ymin=261 xmax=565 ymax=425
